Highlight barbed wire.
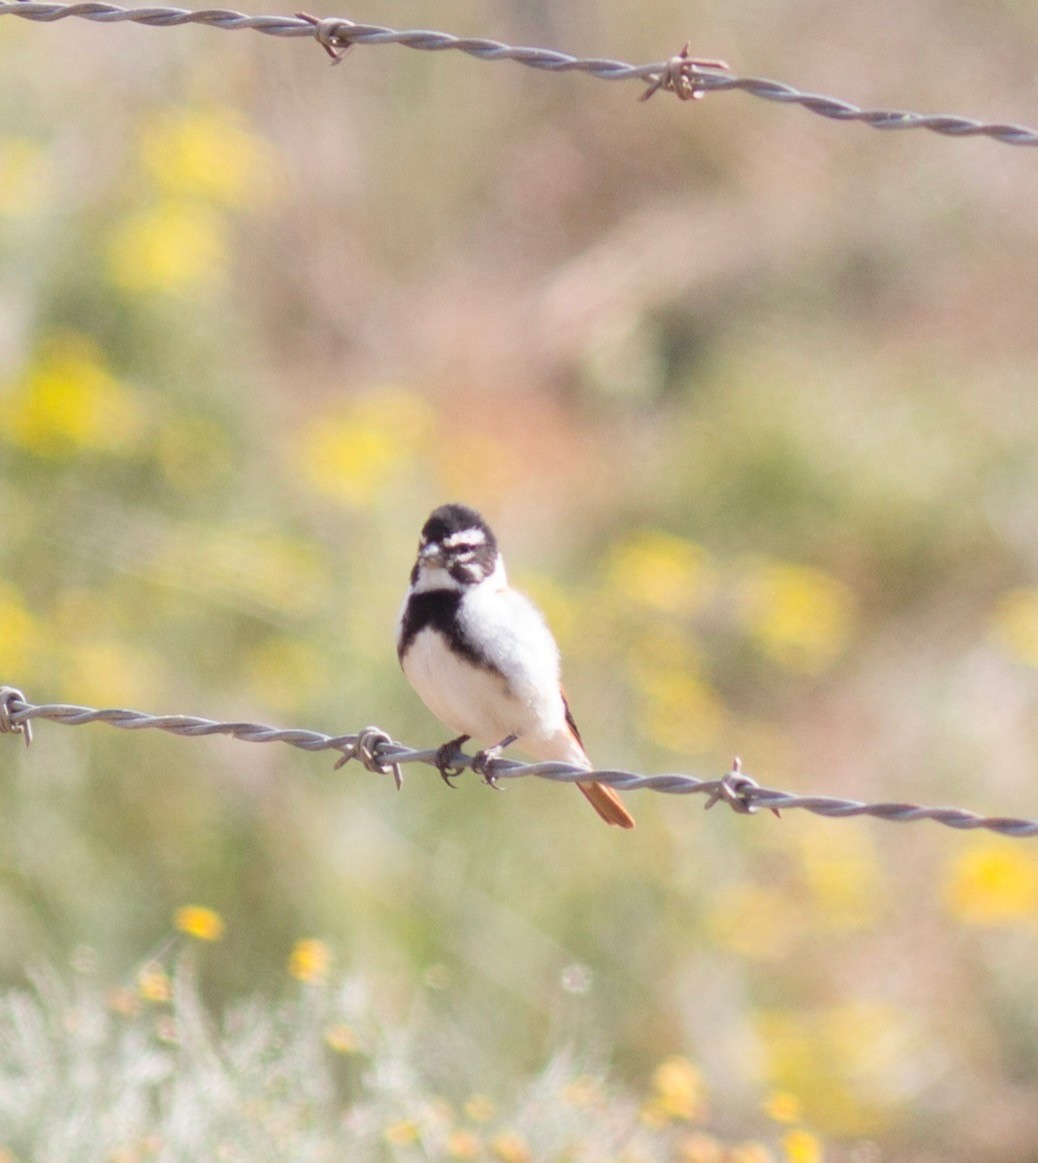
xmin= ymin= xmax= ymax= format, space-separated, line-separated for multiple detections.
xmin=3 ymin=686 xmax=1038 ymax=837
xmin=3 ymin=0 xmax=1038 ymax=148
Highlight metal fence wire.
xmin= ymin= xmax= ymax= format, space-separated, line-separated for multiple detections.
xmin=3 ymin=0 xmax=1038 ymax=147
xmin=3 ymin=686 xmax=1038 ymax=838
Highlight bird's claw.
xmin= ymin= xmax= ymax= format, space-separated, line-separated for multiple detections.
xmin=435 ymin=736 xmax=470 ymax=787
xmin=471 ymin=747 xmax=504 ymax=788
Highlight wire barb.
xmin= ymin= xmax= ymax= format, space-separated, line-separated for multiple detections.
xmin=295 ymin=11 xmax=353 ymax=63
xmin=333 ymin=725 xmax=403 ymax=789
xmin=5 ymin=685 xmax=1038 ymax=838
xmin=0 ymin=686 xmax=32 ymax=748
xmin=640 ymin=43 xmax=730 ymax=103
xmin=1 ymin=1 xmax=1037 ymax=145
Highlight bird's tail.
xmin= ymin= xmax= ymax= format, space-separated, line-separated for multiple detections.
xmin=577 ymin=781 xmax=636 ymax=829
xmin=529 ymin=698 xmax=636 ymax=829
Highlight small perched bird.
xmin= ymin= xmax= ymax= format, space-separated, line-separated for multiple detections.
xmin=397 ymin=503 xmax=635 ymax=829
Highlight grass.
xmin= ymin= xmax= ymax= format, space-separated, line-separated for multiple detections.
xmin=0 ymin=952 xmax=819 ymax=1163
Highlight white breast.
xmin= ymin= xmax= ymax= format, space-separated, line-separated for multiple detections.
xmin=399 ymin=582 xmax=572 ymax=749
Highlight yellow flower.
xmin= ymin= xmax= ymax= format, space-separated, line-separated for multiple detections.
xmin=756 ymin=1004 xmax=908 ymax=1136
xmin=139 ymin=108 xmax=275 ymax=206
xmin=108 ymin=200 xmax=225 ymax=294
xmin=739 ymin=560 xmax=855 ymax=674
xmin=944 ymin=839 xmax=1038 ymax=924
xmin=3 ymin=332 xmax=146 ymax=458
xmin=462 ymin=1094 xmax=495 ymax=1123
xmin=489 ymin=1132 xmax=531 ymax=1163
xmin=293 ymin=390 xmax=434 ymax=507
xmin=383 ymin=1121 xmax=420 ymax=1146
xmin=174 ymin=905 xmax=225 ymax=942
xmin=324 ymin=1024 xmax=359 ymax=1054
xmin=288 ymin=939 xmax=331 ymax=984
xmin=137 ymin=962 xmax=172 ymax=1003
xmin=641 ymin=1056 xmax=708 ymax=1125
xmin=603 ymin=530 xmax=715 ymax=616
xmin=446 ymin=1129 xmax=481 ymax=1159
xmin=763 ymin=1092 xmax=802 ymax=1124
xmin=0 ymin=583 xmax=37 ymax=674
xmin=991 ymin=588 xmax=1038 ymax=666
xmin=782 ymin=1129 xmax=823 ymax=1163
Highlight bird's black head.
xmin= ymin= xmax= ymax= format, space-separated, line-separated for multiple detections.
xmin=411 ymin=503 xmax=501 ymax=588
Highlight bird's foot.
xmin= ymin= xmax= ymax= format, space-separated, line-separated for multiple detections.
xmin=435 ymin=735 xmax=470 ymax=787
xmin=472 ymin=734 xmax=518 ymax=788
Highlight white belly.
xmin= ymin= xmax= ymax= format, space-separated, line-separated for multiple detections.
xmin=401 ymin=627 xmax=529 ymax=742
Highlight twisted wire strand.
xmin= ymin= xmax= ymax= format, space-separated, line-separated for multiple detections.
xmin=3 ymin=686 xmax=1037 ymax=837
xmin=2 ymin=1 xmax=1037 ymax=147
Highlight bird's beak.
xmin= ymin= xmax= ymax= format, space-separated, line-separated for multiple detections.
xmin=419 ymin=542 xmax=446 ymax=568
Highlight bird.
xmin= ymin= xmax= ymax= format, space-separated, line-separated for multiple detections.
xmin=396 ymin=503 xmax=635 ymax=829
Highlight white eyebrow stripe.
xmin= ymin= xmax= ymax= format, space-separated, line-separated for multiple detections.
xmin=443 ymin=528 xmax=486 ymax=547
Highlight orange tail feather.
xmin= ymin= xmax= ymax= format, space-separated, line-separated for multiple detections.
xmin=577 ymin=781 xmax=636 ymax=829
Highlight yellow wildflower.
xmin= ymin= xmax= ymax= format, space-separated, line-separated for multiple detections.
xmin=642 ymin=1056 xmax=707 ymax=1125
xmin=0 ymin=584 xmax=37 ymax=674
xmin=756 ymin=1004 xmax=906 ymax=1136
xmin=446 ymin=1129 xmax=481 ymax=1159
xmin=174 ymin=905 xmax=225 ymax=942
xmin=108 ymin=200 xmax=225 ymax=294
xmin=288 ymin=939 xmax=331 ymax=984
xmin=3 ymin=332 xmax=145 ymax=458
xmin=383 ymin=1121 xmax=420 ymax=1146
xmin=139 ymin=108 xmax=275 ymax=206
xmin=324 ymin=1024 xmax=359 ymax=1054
xmin=137 ymin=962 xmax=171 ymax=1003
xmin=944 ymin=839 xmax=1038 ymax=924
xmin=603 ymin=529 xmax=715 ymax=616
xmin=293 ymin=389 xmax=433 ymax=507
xmin=740 ymin=560 xmax=855 ymax=674
xmin=489 ymin=1132 xmax=531 ymax=1163
xmin=782 ymin=1129 xmax=823 ymax=1163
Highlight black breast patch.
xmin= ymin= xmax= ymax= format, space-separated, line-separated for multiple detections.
xmin=397 ymin=590 xmax=496 ymax=671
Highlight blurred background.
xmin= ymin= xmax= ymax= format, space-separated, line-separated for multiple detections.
xmin=3 ymin=0 xmax=1038 ymax=1157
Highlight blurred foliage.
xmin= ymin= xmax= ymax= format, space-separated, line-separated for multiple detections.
xmin=4 ymin=0 xmax=1038 ymax=1158
xmin=0 ymin=941 xmax=828 ymax=1163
